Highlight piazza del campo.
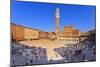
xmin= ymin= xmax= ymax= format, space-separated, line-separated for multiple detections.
xmin=11 ymin=8 xmax=96 ymax=66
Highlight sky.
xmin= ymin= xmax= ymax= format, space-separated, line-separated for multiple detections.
xmin=11 ymin=0 xmax=96 ymax=32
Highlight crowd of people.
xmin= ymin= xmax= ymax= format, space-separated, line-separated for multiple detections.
xmin=11 ymin=42 xmax=48 ymax=66
xmin=54 ymin=41 xmax=96 ymax=62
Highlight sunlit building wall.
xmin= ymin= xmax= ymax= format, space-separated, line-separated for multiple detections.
xmin=56 ymin=26 xmax=80 ymax=44
xmin=24 ymin=28 xmax=39 ymax=40
xmin=47 ymin=32 xmax=56 ymax=40
xmin=39 ymin=31 xmax=48 ymax=39
xmin=12 ymin=23 xmax=40 ymax=41
xmin=11 ymin=23 xmax=25 ymax=41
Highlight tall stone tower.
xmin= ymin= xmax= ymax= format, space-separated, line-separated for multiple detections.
xmin=55 ymin=8 xmax=60 ymax=33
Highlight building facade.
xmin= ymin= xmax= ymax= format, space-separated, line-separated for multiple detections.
xmin=12 ymin=23 xmax=40 ymax=41
xmin=47 ymin=32 xmax=57 ymax=40
xmin=24 ymin=28 xmax=39 ymax=40
xmin=80 ymin=30 xmax=96 ymax=44
xmin=12 ymin=23 xmax=25 ymax=41
xmin=39 ymin=31 xmax=48 ymax=39
xmin=56 ymin=26 xmax=80 ymax=44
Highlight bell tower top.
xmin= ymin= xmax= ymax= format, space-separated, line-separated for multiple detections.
xmin=56 ymin=8 xmax=60 ymax=18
